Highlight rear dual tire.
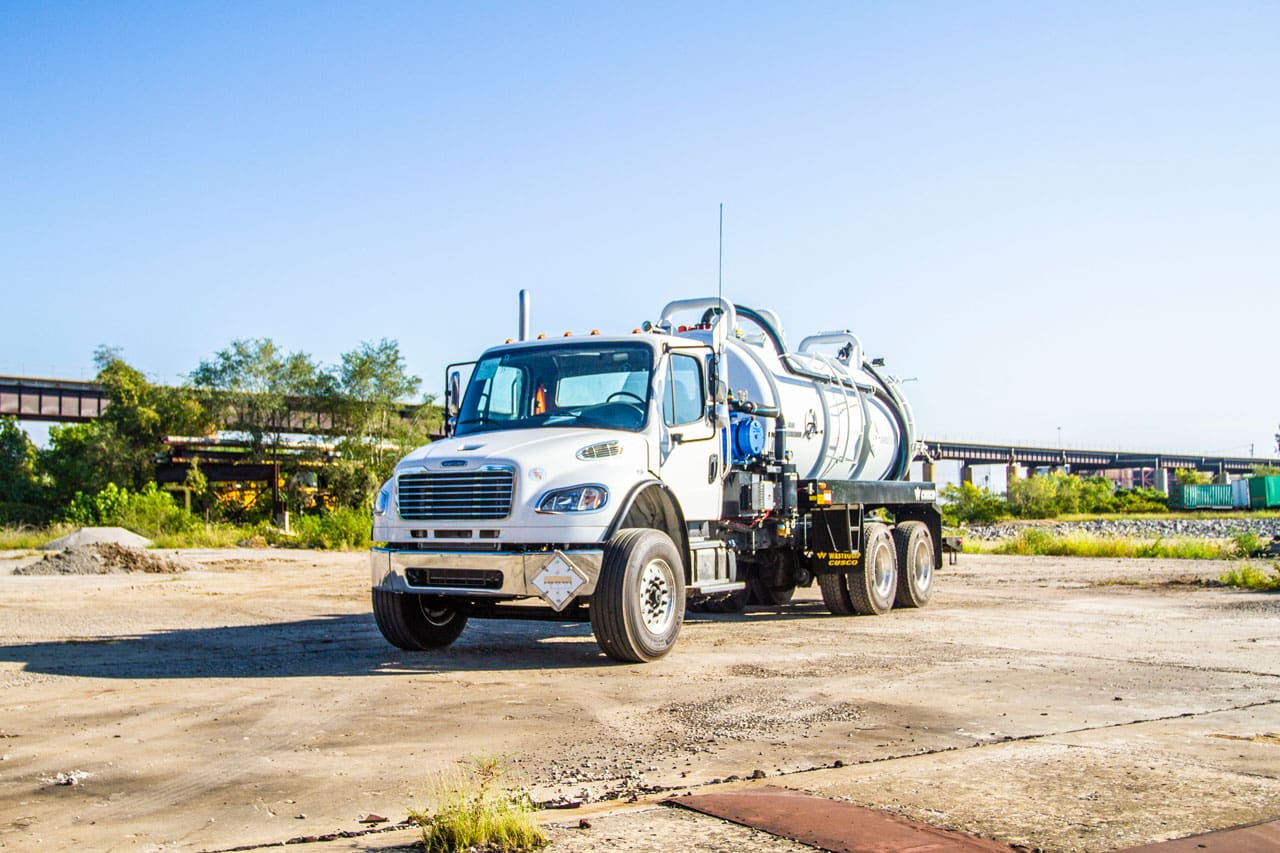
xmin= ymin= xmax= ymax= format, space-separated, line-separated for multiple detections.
xmin=893 ymin=520 xmax=935 ymax=608
xmin=818 ymin=521 xmax=936 ymax=616
xmin=819 ymin=521 xmax=898 ymax=616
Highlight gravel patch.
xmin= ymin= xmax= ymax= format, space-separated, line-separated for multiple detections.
xmin=962 ymin=517 xmax=1280 ymax=542
xmin=14 ymin=543 xmax=201 ymax=576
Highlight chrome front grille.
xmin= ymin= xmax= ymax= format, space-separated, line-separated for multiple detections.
xmin=397 ymin=469 xmax=515 ymax=520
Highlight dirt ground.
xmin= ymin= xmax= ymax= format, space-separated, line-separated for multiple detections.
xmin=0 ymin=548 xmax=1277 ymax=852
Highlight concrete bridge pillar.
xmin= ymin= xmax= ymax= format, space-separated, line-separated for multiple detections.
xmin=1214 ymin=467 xmax=1229 ymax=485
xmin=960 ymin=464 xmax=974 ymax=486
xmin=922 ymin=460 xmax=936 ymax=483
xmin=1006 ymin=463 xmax=1021 ymax=482
xmin=1152 ymin=467 xmax=1169 ymax=495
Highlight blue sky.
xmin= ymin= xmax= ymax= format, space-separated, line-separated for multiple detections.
xmin=2 ymin=2 xmax=1277 ymax=459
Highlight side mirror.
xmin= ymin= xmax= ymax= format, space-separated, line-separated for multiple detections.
xmin=447 ymin=371 xmax=462 ymax=418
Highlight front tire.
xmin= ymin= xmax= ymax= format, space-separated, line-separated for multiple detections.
xmin=372 ymin=589 xmax=468 ymax=650
xmin=591 ymin=528 xmax=685 ymax=663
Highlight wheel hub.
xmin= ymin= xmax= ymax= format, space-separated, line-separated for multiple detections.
xmin=639 ymin=559 xmax=675 ymax=632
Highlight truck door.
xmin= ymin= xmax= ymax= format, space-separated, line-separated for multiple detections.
xmin=657 ymin=347 xmax=723 ymax=521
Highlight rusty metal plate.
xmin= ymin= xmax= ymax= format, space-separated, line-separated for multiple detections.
xmin=665 ymin=786 xmax=1014 ymax=852
xmin=1119 ymin=818 xmax=1280 ymax=852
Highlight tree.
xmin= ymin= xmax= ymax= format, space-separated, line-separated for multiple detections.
xmin=1006 ymin=474 xmax=1063 ymax=518
xmin=1173 ymin=468 xmax=1212 ymax=486
xmin=38 ymin=421 xmax=114 ymax=510
xmin=939 ymin=482 xmax=1006 ymax=526
xmin=190 ymin=338 xmax=324 ymax=460
xmin=93 ymin=346 xmax=211 ymax=489
xmin=322 ymin=339 xmax=436 ymax=509
xmin=0 ymin=417 xmax=44 ymax=522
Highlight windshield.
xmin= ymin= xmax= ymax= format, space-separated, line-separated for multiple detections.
xmin=455 ymin=342 xmax=653 ymax=435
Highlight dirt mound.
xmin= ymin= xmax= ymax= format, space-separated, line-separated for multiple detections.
xmin=40 ymin=527 xmax=153 ymax=550
xmin=15 ymin=543 xmax=200 ymax=576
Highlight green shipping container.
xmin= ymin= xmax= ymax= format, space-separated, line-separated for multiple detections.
xmin=1170 ymin=484 xmax=1233 ymax=509
xmin=1248 ymin=476 xmax=1280 ymax=509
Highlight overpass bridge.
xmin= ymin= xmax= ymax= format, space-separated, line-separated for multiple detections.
xmin=917 ymin=440 xmax=1280 ymax=490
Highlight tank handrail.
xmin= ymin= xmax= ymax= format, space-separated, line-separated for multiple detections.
xmin=798 ymin=331 xmax=863 ymax=366
xmin=659 ymin=298 xmax=737 ymax=351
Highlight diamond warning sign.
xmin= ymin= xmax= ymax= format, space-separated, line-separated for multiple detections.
xmin=531 ymin=552 xmax=588 ymax=611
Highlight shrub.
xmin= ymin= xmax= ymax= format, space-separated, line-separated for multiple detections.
xmin=1006 ymin=475 xmax=1063 ymax=519
xmin=64 ymin=482 xmax=198 ymax=537
xmin=1113 ymin=487 xmax=1168 ymax=514
xmin=282 ymin=506 xmax=370 ymax=549
xmin=940 ymin=482 xmax=1006 ymax=525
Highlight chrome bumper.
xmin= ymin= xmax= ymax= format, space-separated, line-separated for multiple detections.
xmin=371 ymin=547 xmax=604 ymax=603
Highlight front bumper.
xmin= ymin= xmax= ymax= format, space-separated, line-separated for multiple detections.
xmin=371 ymin=547 xmax=604 ymax=609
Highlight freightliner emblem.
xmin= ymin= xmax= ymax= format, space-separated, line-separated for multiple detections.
xmin=531 ymin=552 xmax=588 ymax=611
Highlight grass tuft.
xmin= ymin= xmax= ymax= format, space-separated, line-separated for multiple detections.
xmin=0 ymin=523 xmax=76 ymax=550
xmin=409 ymin=757 xmax=547 ymax=853
xmin=1219 ymin=561 xmax=1280 ymax=591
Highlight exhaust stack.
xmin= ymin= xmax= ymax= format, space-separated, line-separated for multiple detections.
xmin=518 ymin=290 xmax=530 ymax=341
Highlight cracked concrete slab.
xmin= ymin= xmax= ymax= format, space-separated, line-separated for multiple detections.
xmin=0 ymin=551 xmax=1276 ymax=851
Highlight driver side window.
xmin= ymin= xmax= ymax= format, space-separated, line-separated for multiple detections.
xmin=663 ymin=354 xmax=704 ymax=427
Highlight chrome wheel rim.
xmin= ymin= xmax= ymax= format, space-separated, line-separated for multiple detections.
xmin=911 ymin=539 xmax=933 ymax=594
xmin=871 ymin=541 xmax=896 ymax=599
xmin=639 ymin=558 xmax=676 ymax=633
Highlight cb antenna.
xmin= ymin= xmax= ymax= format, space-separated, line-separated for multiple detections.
xmin=717 ymin=203 xmax=723 ymax=306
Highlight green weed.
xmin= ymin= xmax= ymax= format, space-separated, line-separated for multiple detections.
xmin=1219 ymin=561 xmax=1280 ymax=591
xmin=409 ymin=757 xmax=546 ymax=853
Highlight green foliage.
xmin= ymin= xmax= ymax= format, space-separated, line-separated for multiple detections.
xmin=1173 ymin=468 xmax=1213 ymax=486
xmin=940 ymin=482 xmax=1006 ymax=525
xmin=945 ymin=474 xmax=1169 ymax=526
xmin=65 ymin=483 xmax=198 ymax=538
xmin=191 ymin=338 xmax=326 ymax=458
xmin=409 ymin=757 xmax=547 ymax=853
xmin=1231 ymin=530 xmax=1265 ymax=558
xmin=1219 ymin=561 xmax=1280 ymax=590
xmin=1112 ymin=486 xmax=1169 ymax=513
xmin=0 ymin=417 xmax=47 ymax=523
xmin=1252 ymin=464 xmax=1280 ymax=477
xmin=324 ymin=339 xmax=435 ymax=508
xmin=93 ymin=347 xmax=212 ymax=489
xmin=281 ymin=507 xmax=371 ymax=549
xmin=1006 ymin=473 xmax=1067 ymax=518
xmin=191 ymin=337 xmax=436 ymax=511
xmin=1078 ymin=476 xmax=1118 ymax=513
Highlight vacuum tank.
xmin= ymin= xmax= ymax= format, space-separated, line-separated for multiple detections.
xmin=661 ymin=301 xmax=916 ymax=482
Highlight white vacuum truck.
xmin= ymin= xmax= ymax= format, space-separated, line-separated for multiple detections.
xmin=370 ymin=297 xmax=940 ymax=662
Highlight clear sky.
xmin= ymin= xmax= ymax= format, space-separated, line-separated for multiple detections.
xmin=3 ymin=2 xmax=1277 ymax=458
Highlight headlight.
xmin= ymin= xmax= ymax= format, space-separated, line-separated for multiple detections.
xmin=373 ymin=479 xmax=394 ymax=516
xmin=537 ymin=485 xmax=609 ymax=513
